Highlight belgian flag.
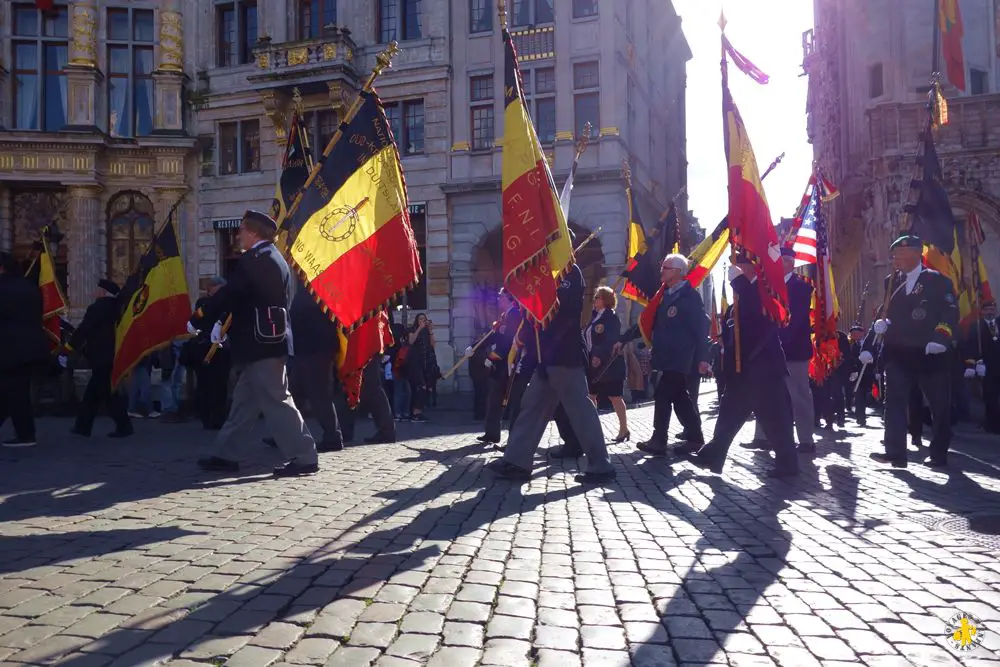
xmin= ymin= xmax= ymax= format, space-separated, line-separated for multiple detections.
xmin=36 ymin=234 xmax=68 ymax=349
xmin=620 ymin=183 xmax=660 ymax=306
xmin=274 ymin=111 xmax=312 ymax=250
xmin=111 ymin=206 xmax=190 ymax=389
xmin=335 ymin=311 xmax=394 ymax=408
xmin=685 ymin=218 xmax=730 ymax=289
xmin=287 ymin=91 xmax=421 ymax=332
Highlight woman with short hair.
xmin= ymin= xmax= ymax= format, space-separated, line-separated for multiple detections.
xmin=585 ymin=286 xmax=629 ymax=442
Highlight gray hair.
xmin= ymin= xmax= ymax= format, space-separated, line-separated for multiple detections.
xmin=661 ymin=253 xmax=689 ymax=272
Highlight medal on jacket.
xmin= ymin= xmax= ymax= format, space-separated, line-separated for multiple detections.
xmin=594 ymin=324 xmax=604 ymax=334
xmin=911 ymin=307 xmax=927 ymax=321
xmin=667 ymin=306 xmax=678 ymax=318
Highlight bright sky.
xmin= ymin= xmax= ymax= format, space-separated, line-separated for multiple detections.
xmin=674 ymin=0 xmax=815 ymax=231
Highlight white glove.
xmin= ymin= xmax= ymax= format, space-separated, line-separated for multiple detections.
xmin=728 ymin=265 xmax=744 ymax=282
xmin=186 ymin=321 xmax=199 ymax=336
xmin=210 ymin=321 xmax=226 ymax=345
xmin=849 ymin=372 xmax=858 ymax=382
xmin=873 ymin=319 xmax=889 ymax=335
xmin=465 ymin=346 xmax=474 ymax=358
xmin=859 ymin=351 xmax=873 ymax=365
xmin=58 ymin=355 xmax=68 ymax=368
xmin=875 ymin=372 xmax=882 ymax=381
xmin=484 ymin=359 xmax=493 ymax=369
xmin=925 ymin=342 xmax=947 ymax=355
xmin=977 ymin=363 xmax=987 ymax=377
xmin=965 ymin=368 xmax=976 ymax=379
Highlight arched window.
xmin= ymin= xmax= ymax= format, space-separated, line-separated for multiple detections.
xmin=107 ymin=191 xmax=155 ymax=287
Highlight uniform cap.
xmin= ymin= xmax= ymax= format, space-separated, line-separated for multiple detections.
xmin=890 ymin=234 xmax=923 ymax=250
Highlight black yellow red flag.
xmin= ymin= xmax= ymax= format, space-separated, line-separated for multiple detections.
xmin=620 ymin=182 xmax=660 ymax=306
xmin=274 ymin=111 xmax=312 ymax=249
xmin=36 ymin=235 xmax=68 ymax=348
xmin=501 ymin=27 xmax=573 ymax=327
xmin=287 ymin=91 xmax=421 ymax=332
xmin=336 ymin=311 xmax=394 ymax=408
xmin=111 ymin=207 xmax=190 ymax=389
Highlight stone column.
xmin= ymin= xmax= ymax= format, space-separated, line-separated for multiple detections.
xmin=66 ymin=185 xmax=104 ymax=321
xmin=0 ymin=186 xmax=11 ymax=253
xmin=152 ymin=0 xmax=185 ymax=135
xmin=64 ymin=1 xmax=102 ymax=132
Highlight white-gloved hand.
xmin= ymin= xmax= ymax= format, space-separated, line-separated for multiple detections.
xmin=859 ymin=351 xmax=874 ymax=365
xmin=57 ymin=355 xmax=68 ymax=369
xmin=873 ymin=319 xmax=889 ymax=335
xmin=484 ymin=359 xmax=493 ymax=369
xmin=875 ymin=372 xmax=882 ymax=381
xmin=728 ymin=265 xmax=744 ymax=282
xmin=465 ymin=346 xmax=474 ymax=357
xmin=210 ymin=321 xmax=226 ymax=345
xmin=925 ymin=342 xmax=947 ymax=355
xmin=965 ymin=368 xmax=976 ymax=379
xmin=186 ymin=321 xmax=198 ymax=336
xmin=849 ymin=372 xmax=858 ymax=382
xmin=977 ymin=363 xmax=987 ymax=377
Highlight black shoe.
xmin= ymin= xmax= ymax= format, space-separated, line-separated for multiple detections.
xmin=107 ymin=429 xmax=133 ymax=438
xmin=613 ymin=431 xmax=631 ymax=443
xmin=548 ymin=445 xmax=583 ymax=459
xmin=676 ymin=430 xmax=691 ymax=441
xmin=636 ymin=440 xmax=667 ymax=456
xmin=318 ymin=441 xmax=344 ymax=452
xmin=869 ymin=452 xmax=907 ymax=468
xmin=837 ymin=420 xmax=845 ymax=428
xmin=410 ymin=414 xmax=428 ymax=423
xmin=486 ymin=459 xmax=531 ymax=481
xmin=686 ymin=452 xmax=724 ymax=475
xmin=797 ymin=443 xmax=816 ymax=455
xmin=923 ymin=457 xmax=947 ymax=469
xmin=910 ymin=435 xmax=922 ymax=448
xmin=766 ymin=467 xmax=799 ymax=479
xmin=574 ymin=470 xmax=617 ymax=484
xmin=739 ymin=440 xmax=771 ymax=451
xmin=198 ymin=456 xmax=239 ymax=473
xmin=2 ymin=438 xmax=37 ymax=448
xmin=364 ymin=435 xmax=396 ymax=444
xmin=273 ymin=460 xmax=319 ymax=477
xmin=478 ymin=435 xmax=501 ymax=445
xmin=672 ymin=441 xmax=702 ymax=458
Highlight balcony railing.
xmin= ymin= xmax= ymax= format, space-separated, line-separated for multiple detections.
xmin=868 ymin=92 xmax=1000 ymax=155
xmin=252 ymin=30 xmax=358 ymax=73
xmin=511 ymin=25 xmax=554 ymax=62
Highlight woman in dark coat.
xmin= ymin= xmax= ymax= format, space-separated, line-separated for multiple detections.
xmin=405 ymin=313 xmax=435 ymax=422
xmin=0 ymin=252 xmax=49 ymax=447
xmin=585 ymin=286 xmax=629 ymax=442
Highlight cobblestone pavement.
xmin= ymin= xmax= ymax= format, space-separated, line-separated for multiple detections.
xmin=2 ymin=383 xmax=1000 ymax=666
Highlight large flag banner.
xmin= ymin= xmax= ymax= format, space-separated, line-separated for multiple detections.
xmin=722 ymin=42 xmax=788 ymax=324
xmin=959 ymin=211 xmax=994 ymax=329
xmin=36 ymin=235 xmax=68 ymax=348
xmin=288 ymin=91 xmax=422 ymax=332
xmin=620 ymin=182 xmax=661 ymax=306
xmin=939 ymin=0 xmax=966 ymax=91
xmin=685 ymin=217 xmax=730 ymax=289
xmin=501 ymin=27 xmax=573 ymax=326
xmin=111 ymin=211 xmax=190 ymax=389
xmin=336 ymin=310 xmax=394 ymax=408
xmin=274 ymin=111 xmax=313 ymax=248
xmin=788 ymin=181 xmax=841 ymax=383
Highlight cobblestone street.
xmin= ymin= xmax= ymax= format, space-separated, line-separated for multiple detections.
xmin=2 ymin=383 xmax=1000 ymax=667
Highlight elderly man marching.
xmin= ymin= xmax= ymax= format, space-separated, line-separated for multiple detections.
xmin=867 ymin=234 xmax=959 ymax=468
xmin=614 ymin=254 xmax=710 ymax=456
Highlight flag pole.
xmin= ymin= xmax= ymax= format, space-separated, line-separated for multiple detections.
xmin=720 ymin=11 xmax=742 ymax=374
xmin=281 ymin=41 xmax=400 ymax=226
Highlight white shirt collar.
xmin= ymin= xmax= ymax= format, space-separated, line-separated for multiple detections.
xmin=592 ymin=307 xmax=606 ymax=322
xmin=251 ymin=239 xmax=268 ymax=249
xmin=906 ymin=264 xmax=923 ymax=282
xmin=668 ymin=280 xmax=687 ymax=294
xmin=784 ymin=272 xmax=793 ymax=284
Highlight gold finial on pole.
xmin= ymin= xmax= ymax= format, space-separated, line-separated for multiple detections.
xmin=291 ymin=87 xmax=304 ymax=116
xmin=497 ymin=0 xmax=507 ymax=29
xmin=621 ymin=158 xmax=632 ymax=187
xmin=372 ymin=41 xmax=400 ymax=82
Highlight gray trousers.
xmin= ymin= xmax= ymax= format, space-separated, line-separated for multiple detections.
xmin=214 ymin=357 xmax=318 ymax=465
xmin=754 ymin=360 xmax=814 ymax=446
xmin=502 ymin=365 xmax=613 ymax=474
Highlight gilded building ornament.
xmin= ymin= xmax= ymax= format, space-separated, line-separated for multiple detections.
xmin=288 ymin=47 xmax=309 ymax=66
xmin=69 ymin=3 xmax=98 ymax=67
xmin=322 ymin=43 xmax=337 ymax=60
xmin=159 ymin=10 xmax=184 ymax=73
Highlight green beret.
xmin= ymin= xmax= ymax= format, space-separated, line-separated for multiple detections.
xmin=890 ymin=234 xmax=923 ymax=250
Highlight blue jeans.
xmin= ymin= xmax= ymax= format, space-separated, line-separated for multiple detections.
xmin=393 ymin=380 xmax=411 ymax=417
xmin=160 ymin=344 xmax=186 ymax=414
xmin=129 ymin=358 xmax=152 ymax=414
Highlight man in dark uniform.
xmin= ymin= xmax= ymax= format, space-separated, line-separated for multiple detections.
xmin=855 ymin=321 xmax=884 ymax=426
xmin=194 ymin=210 xmax=319 ymax=477
xmin=188 ymin=276 xmax=230 ymax=430
xmin=844 ymin=324 xmax=864 ymax=416
xmin=488 ymin=260 xmax=615 ymax=483
xmin=475 ymin=289 xmax=520 ymax=445
xmin=614 ymin=254 xmax=710 ymax=455
xmin=964 ymin=299 xmax=1000 ymax=433
xmin=69 ymin=280 xmax=134 ymax=438
xmin=350 ymin=354 xmax=397 ymax=444
xmin=682 ymin=256 xmax=799 ymax=479
xmin=468 ymin=330 xmax=492 ymax=421
xmin=870 ymin=234 xmax=959 ymax=468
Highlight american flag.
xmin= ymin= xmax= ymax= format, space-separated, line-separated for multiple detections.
xmin=791 ymin=187 xmax=820 ymax=268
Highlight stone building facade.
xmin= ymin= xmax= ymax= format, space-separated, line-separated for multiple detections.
xmin=1 ymin=0 xmax=690 ymax=393
xmin=806 ymin=0 xmax=1000 ymax=324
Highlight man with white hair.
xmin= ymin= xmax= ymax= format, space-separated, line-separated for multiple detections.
xmin=615 ymin=254 xmax=710 ymax=456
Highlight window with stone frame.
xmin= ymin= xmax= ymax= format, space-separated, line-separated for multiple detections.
xmin=573 ymin=61 xmax=600 ymax=137
xmin=868 ymin=63 xmax=883 ymax=99
xmin=218 ymin=120 xmax=261 ymax=175
xmin=378 ymin=0 xmax=422 ymax=42
xmin=404 ymin=205 xmax=427 ymax=310
xmin=523 ymin=67 xmax=556 ymax=145
xmin=572 ymin=0 xmax=597 ymax=19
xmin=470 ymin=0 xmax=492 ymax=33
xmin=299 ymin=0 xmax=336 ymax=40
xmin=106 ymin=191 xmax=156 ymax=288
xmin=12 ymin=2 xmax=69 ymax=131
xmin=470 ymin=74 xmax=495 ymax=151
xmin=512 ymin=0 xmax=554 ymax=26
xmin=107 ymin=6 xmax=155 ymax=137
xmin=383 ymin=100 xmax=424 ymax=155
xmin=216 ymin=0 xmax=257 ymax=67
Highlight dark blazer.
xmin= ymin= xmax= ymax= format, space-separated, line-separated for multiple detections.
xmin=780 ymin=274 xmax=814 ymax=362
xmin=539 ymin=263 xmax=587 ymax=368
xmin=721 ymin=275 xmax=787 ymax=380
xmin=883 ymin=269 xmax=959 ymax=367
xmin=196 ymin=241 xmax=293 ymax=364
xmin=964 ymin=317 xmax=1000 ymax=374
xmin=621 ymin=281 xmax=708 ymax=376
xmin=586 ymin=309 xmax=625 ymax=384
xmin=289 ymin=286 xmax=340 ymax=357
xmin=0 ymin=273 xmax=49 ymax=371
xmin=70 ymin=296 xmax=121 ymax=368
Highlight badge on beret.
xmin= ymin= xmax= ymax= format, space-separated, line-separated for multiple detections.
xmin=595 ymin=323 xmax=604 ymax=334
xmin=667 ymin=306 xmax=678 ymax=318
xmin=912 ymin=307 xmax=927 ymax=321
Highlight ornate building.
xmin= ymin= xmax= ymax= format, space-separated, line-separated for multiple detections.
xmin=806 ymin=0 xmax=1000 ymax=324
xmin=0 ymin=0 xmax=196 ymax=320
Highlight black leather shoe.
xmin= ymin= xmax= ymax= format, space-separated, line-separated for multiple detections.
xmin=613 ymin=431 xmax=631 ymax=443
xmin=548 ymin=445 xmax=583 ymax=459
xmin=364 ymin=435 xmax=396 ymax=444
xmin=869 ymin=452 xmax=907 ymax=468
xmin=574 ymin=470 xmax=617 ymax=484
xmin=923 ymin=457 xmax=947 ymax=469
xmin=910 ymin=435 xmax=923 ymax=448
xmin=273 ymin=460 xmax=319 ymax=477
xmin=739 ymin=440 xmax=771 ymax=450
xmin=198 ymin=456 xmax=239 ymax=472
xmin=686 ymin=453 xmax=724 ymax=475
xmin=636 ymin=441 xmax=667 ymax=456
xmin=797 ymin=443 xmax=817 ymax=455
xmin=318 ymin=441 xmax=344 ymax=452
xmin=673 ymin=441 xmax=704 ymax=458
xmin=486 ymin=459 xmax=531 ymax=481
